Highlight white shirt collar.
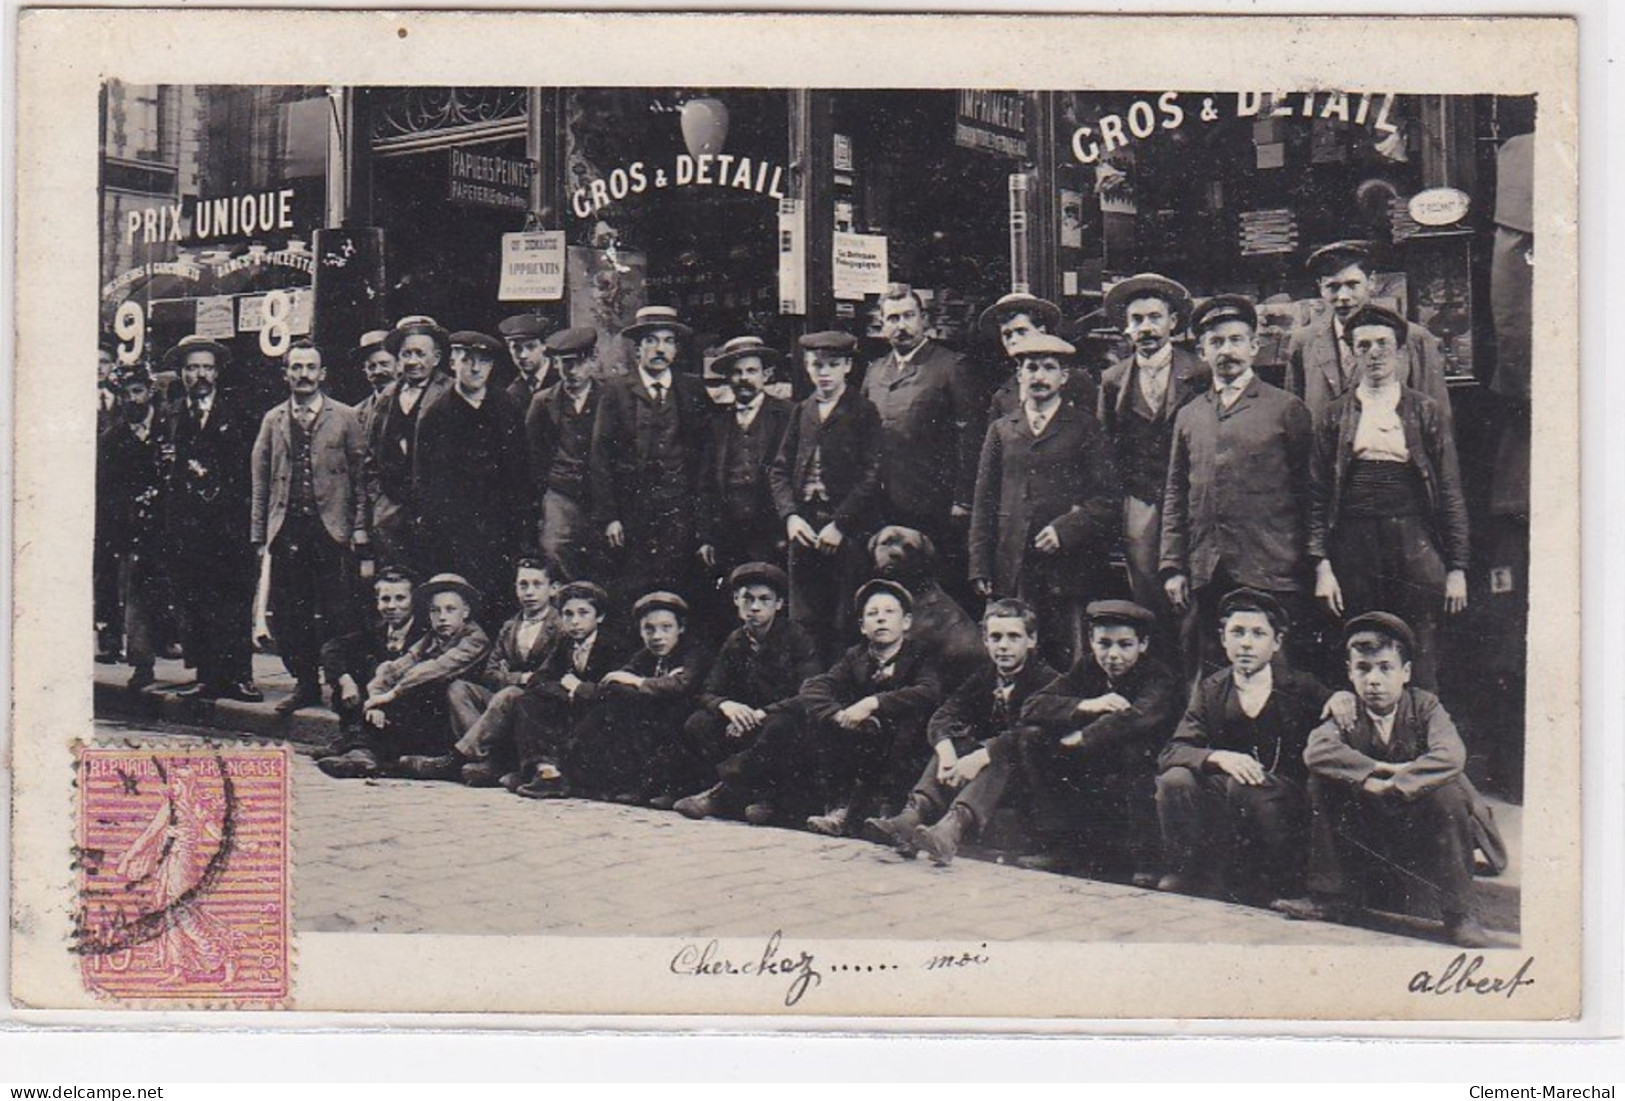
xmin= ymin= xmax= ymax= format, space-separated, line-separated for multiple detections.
xmin=1232 ymin=662 xmax=1274 ymax=695
xmin=638 ymin=365 xmax=673 ymax=394
xmin=455 ymin=385 xmax=487 ymax=409
xmin=290 ymin=392 xmax=324 ymax=417
xmin=735 ymin=392 xmax=765 ymax=427
xmin=1024 ymin=394 xmax=1061 ymax=434
xmin=1135 ymin=342 xmax=1174 ymax=373
xmin=1215 ymin=368 xmax=1256 ymax=406
xmin=1367 ymin=706 xmax=1398 ymax=746
xmin=892 ymin=339 xmax=927 ymax=368
xmin=1355 ymin=379 xmax=1403 ymax=409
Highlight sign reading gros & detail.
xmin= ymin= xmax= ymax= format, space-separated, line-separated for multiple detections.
xmin=571 ymin=154 xmax=788 ymax=218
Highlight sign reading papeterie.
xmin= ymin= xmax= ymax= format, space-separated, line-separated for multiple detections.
xmin=498 ymin=231 xmax=567 ymax=301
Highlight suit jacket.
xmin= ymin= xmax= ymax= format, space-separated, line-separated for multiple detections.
xmin=368 ymin=621 xmax=492 ymax=699
xmin=927 ymin=656 xmax=1057 ymax=763
xmin=525 ymin=379 xmax=601 ymax=502
xmin=411 ymin=386 xmax=533 ymax=542
xmin=1304 ymin=687 xmax=1466 ymax=800
xmin=320 ymin=616 xmax=425 ymax=686
xmin=97 ymin=412 xmax=168 ymax=557
xmin=768 ymin=386 xmax=885 ymax=536
xmin=589 ymin=370 xmax=711 ymax=527
xmin=363 ymin=372 xmax=453 ymax=530
xmin=479 ymin=606 xmax=563 ymax=690
xmin=860 ymin=339 xmax=983 ymax=520
xmin=1308 ymin=386 xmax=1470 ymax=570
xmin=1021 ymin=654 xmax=1183 ymax=770
xmin=250 ymin=395 xmax=368 ymax=548
xmin=1160 ymin=377 xmax=1314 ymax=592
xmin=800 ymin=638 xmax=942 ymax=727
xmin=1158 ymin=663 xmax=1331 ymax=783
xmin=164 ymin=393 xmax=256 ymax=556
xmin=969 ymin=399 xmax=1121 ymax=597
xmin=696 ymin=395 xmax=794 ymax=547
xmin=525 ymin=629 xmax=628 ymax=707
xmin=1286 ymin=311 xmax=1451 ymax=421
xmin=505 ymin=368 xmax=552 ymax=412
xmin=697 ymin=616 xmax=823 ymax=714
xmin=1097 ymin=345 xmax=1210 ymax=503
xmin=598 ymin=637 xmax=711 ymax=712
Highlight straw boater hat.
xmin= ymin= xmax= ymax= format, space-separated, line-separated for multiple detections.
xmin=1103 ymin=273 xmax=1193 ymax=331
xmin=620 ymin=305 xmax=694 ymax=343
xmin=708 ymin=335 xmax=783 ymax=375
xmin=977 ymin=292 xmax=1063 ymax=337
xmin=356 ymin=330 xmax=392 ymax=361
xmin=418 ymin=572 xmax=482 ymax=611
xmin=383 ymin=314 xmax=452 ymax=361
xmin=161 ymin=334 xmax=233 ymax=372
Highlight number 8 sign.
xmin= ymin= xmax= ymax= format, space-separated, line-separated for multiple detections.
xmin=259 ymin=289 xmax=292 ymax=358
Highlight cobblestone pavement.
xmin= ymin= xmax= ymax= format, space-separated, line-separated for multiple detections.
xmin=94 ymin=715 xmax=1516 ymax=948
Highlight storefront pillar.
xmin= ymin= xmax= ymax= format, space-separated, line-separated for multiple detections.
xmin=788 ymin=88 xmax=834 ymax=331
xmin=1025 ymin=91 xmax=1061 ymax=304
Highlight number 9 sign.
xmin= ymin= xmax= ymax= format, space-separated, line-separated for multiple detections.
xmin=259 ymin=290 xmax=292 ymax=359
xmin=114 ymin=300 xmax=145 ymax=366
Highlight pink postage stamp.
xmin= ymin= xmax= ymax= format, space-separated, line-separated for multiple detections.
xmin=73 ymin=744 xmax=291 ymax=1006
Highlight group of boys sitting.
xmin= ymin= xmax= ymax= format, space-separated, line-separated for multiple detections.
xmin=313 ymin=552 xmax=1498 ymax=948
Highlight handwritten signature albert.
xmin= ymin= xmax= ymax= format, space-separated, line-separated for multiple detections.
xmin=1409 ymin=953 xmax=1535 ymax=999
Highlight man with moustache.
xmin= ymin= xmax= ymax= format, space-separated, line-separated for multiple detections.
xmin=364 ymin=316 xmax=453 ymax=575
xmin=161 ymin=335 xmax=261 ymax=702
xmin=352 ymin=330 xmax=397 ymax=437
xmin=977 ymin=291 xmax=1096 ymax=419
xmin=590 ymin=305 xmax=710 ymax=598
xmin=697 ymin=335 xmax=795 ymax=574
xmin=250 ymin=340 xmax=369 ymax=714
xmin=1161 ymin=296 xmax=1316 ymax=676
xmin=863 ymin=284 xmax=983 ymax=571
xmin=1286 ymin=241 xmax=1450 ymax=420
xmin=525 ymin=327 xmax=604 ymax=583
xmin=498 ymin=313 xmax=554 ymax=407
xmin=1096 ymin=274 xmax=1209 ymax=676
xmin=413 ymin=330 xmax=532 ymax=607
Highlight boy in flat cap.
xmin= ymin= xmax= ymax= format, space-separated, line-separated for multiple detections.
xmin=769 ymin=330 xmax=885 ymax=661
xmin=1012 ymin=599 xmax=1182 ymax=880
xmin=563 ymin=590 xmax=711 ymax=804
xmin=696 ymin=337 xmax=795 ymax=577
xmin=1287 ymin=241 xmax=1451 ymax=420
xmin=864 ymin=598 xmax=1059 ymax=865
xmin=1097 ymin=274 xmax=1209 ymax=677
xmin=498 ymin=313 xmax=554 ymax=406
xmin=669 ymin=562 xmax=822 ymax=817
xmin=1155 ymin=588 xmax=1346 ymax=905
xmin=526 ymin=326 xmax=604 ymax=584
xmin=1277 ymin=612 xmax=1493 ymax=948
xmin=969 ymin=332 xmax=1121 ymax=671
xmin=1161 ymin=295 xmax=1318 ymax=678
xmin=412 ymin=330 xmax=533 ymax=609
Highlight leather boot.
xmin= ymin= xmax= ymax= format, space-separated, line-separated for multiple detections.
xmin=862 ymin=798 xmax=926 ymax=851
xmin=913 ymin=804 xmax=973 ymax=865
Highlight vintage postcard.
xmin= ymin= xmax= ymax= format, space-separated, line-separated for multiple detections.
xmin=9 ymin=10 xmax=1581 ymax=1025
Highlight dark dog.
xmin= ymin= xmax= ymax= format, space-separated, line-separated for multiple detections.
xmin=868 ymin=525 xmax=986 ymax=683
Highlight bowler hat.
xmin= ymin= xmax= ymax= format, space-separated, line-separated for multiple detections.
xmin=1189 ymin=294 xmax=1259 ymax=337
xmin=383 ymin=316 xmax=451 ymax=360
xmin=798 ymin=330 xmax=858 ymax=355
xmin=498 ymin=313 xmax=550 ymax=340
xmin=545 ymin=327 xmax=599 ymax=358
xmin=621 ymin=305 xmax=693 ymax=343
xmin=448 ymin=330 xmax=504 ymax=360
xmin=728 ymin=562 xmax=789 ymax=601
xmin=1007 ymin=332 xmax=1077 ymax=359
xmin=853 ymin=578 xmax=914 ymax=616
xmin=1103 ymin=273 xmax=1193 ymax=330
xmin=709 ymin=335 xmax=784 ymax=374
xmin=1216 ymin=587 xmax=1289 ymax=632
xmin=1339 ymin=304 xmax=1410 ymax=349
xmin=1086 ymin=599 xmax=1157 ymax=631
xmin=633 ymin=590 xmax=690 ymax=622
xmin=418 ymin=572 xmax=482 ymax=611
xmin=161 ymin=334 xmax=232 ymax=372
xmin=977 ymin=292 xmax=1063 ymax=337
xmin=1343 ymin=611 xmax=1417 ymax=662
xmin=1306 ymin=239 xmax=1374 ymax=278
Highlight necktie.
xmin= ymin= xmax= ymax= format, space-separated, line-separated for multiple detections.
xmin=294 ymin=405 xmax=314 ymax=430
xmin=651 ymin=381 xmax=666 ymax=406
xmin=573 ymin=643 xmax=589 ymax=674
xmin=653 ymin=658 xmax=668 ymax=678
xmin=736 ymin=405 xmax=752 ymax=428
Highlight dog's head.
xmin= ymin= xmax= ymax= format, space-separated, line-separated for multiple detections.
xmin=868 ymin=524 xmax=937 ymax=584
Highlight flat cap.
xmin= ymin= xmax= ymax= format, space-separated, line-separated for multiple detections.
xmin=798 ymin=330 xmax=858 ymax=354
xmin=557 ymin=580 xmax=610 ymax=613
xmin=498 ymin=313 xmax=549 ymax=340
xmin=448 ymin=331 xmax=504 ymax=359
xmin=1306 ymin=239 xmax=1373 ymax=278
xmin=1007 ymin=332 xmax=1077 ymax=359
xmin=1190 ymin=294 xmax=1259 ymax=336
xmin=1216 ymin=587 xmax=1289 ymax=631
xmin=853 ymin=578 xmax=914 ymax=616
xmin=1086 ymin=599 xmax=1157 ymax=630
xmin=544 ymin=326 xmax=599 ymax=357
xmin=1103 ymin=273 xmax=1193 ymax=329
xmin=1343 ymin=610 xmax=1417 ymax=661
xmin=1339 ymin=304 xmax=1410 ymax=348
xmin=977 ymin=292 xmax=1062 ymax=337
xmin=728 ymin=561 xmax=789 ymax=600
xmin=633 ymin=590 xmax=690 ymax=621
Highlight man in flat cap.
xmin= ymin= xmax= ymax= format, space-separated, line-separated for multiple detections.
xmin=364 ymin=316 xmax=454 ymax=575
xmin=590 ymin=305 xmax=711 ymax=598
xmin=1097 ymin=274 xmax=1210 ymax=676
xmin=1161 ymin=295 xmax=1317 ymax=678
xmin=1287 ymin=241 xmax=1451 ymax=420
xmin=969 ymin=332 xmax=1121 ymax=672
xmin=864 ymin=283 xmax=984 ymax=585
xmin=250 ymin=339 xmax=369 ymax=714
xmin=412 ymin=330 xmax=533 ymax=610
xmin=696 ymin=336 xmax=795 ymax=578
xmin=161 ymin=335 xmax=262 ymax=702
xmin=498 ymin=313 xmax=554 ymax=407
xmin=526 ymin=326 xmax=604 ymax=584
xmin=768 ymin=330 xmax=885 ymax=661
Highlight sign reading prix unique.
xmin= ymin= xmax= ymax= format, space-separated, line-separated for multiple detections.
xmin=956 ymin=90 xmax=1029 ymax=159
xmin=832 ymin=232 xmax=889 ymax=301
xmin=498 ymin=231 xmax=567 ymax=302
xmin=449 ymin=148 xmax=534 ymax=212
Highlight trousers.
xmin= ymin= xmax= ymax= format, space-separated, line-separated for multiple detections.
xmin=270 ymin=514 xmax=356 ymax=686
xmin=1156 ymin=765 xmax=1306 ymax=898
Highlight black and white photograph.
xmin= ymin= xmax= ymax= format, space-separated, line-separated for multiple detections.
xmin=11 ymin=10 xmax=1583 ymax=1024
